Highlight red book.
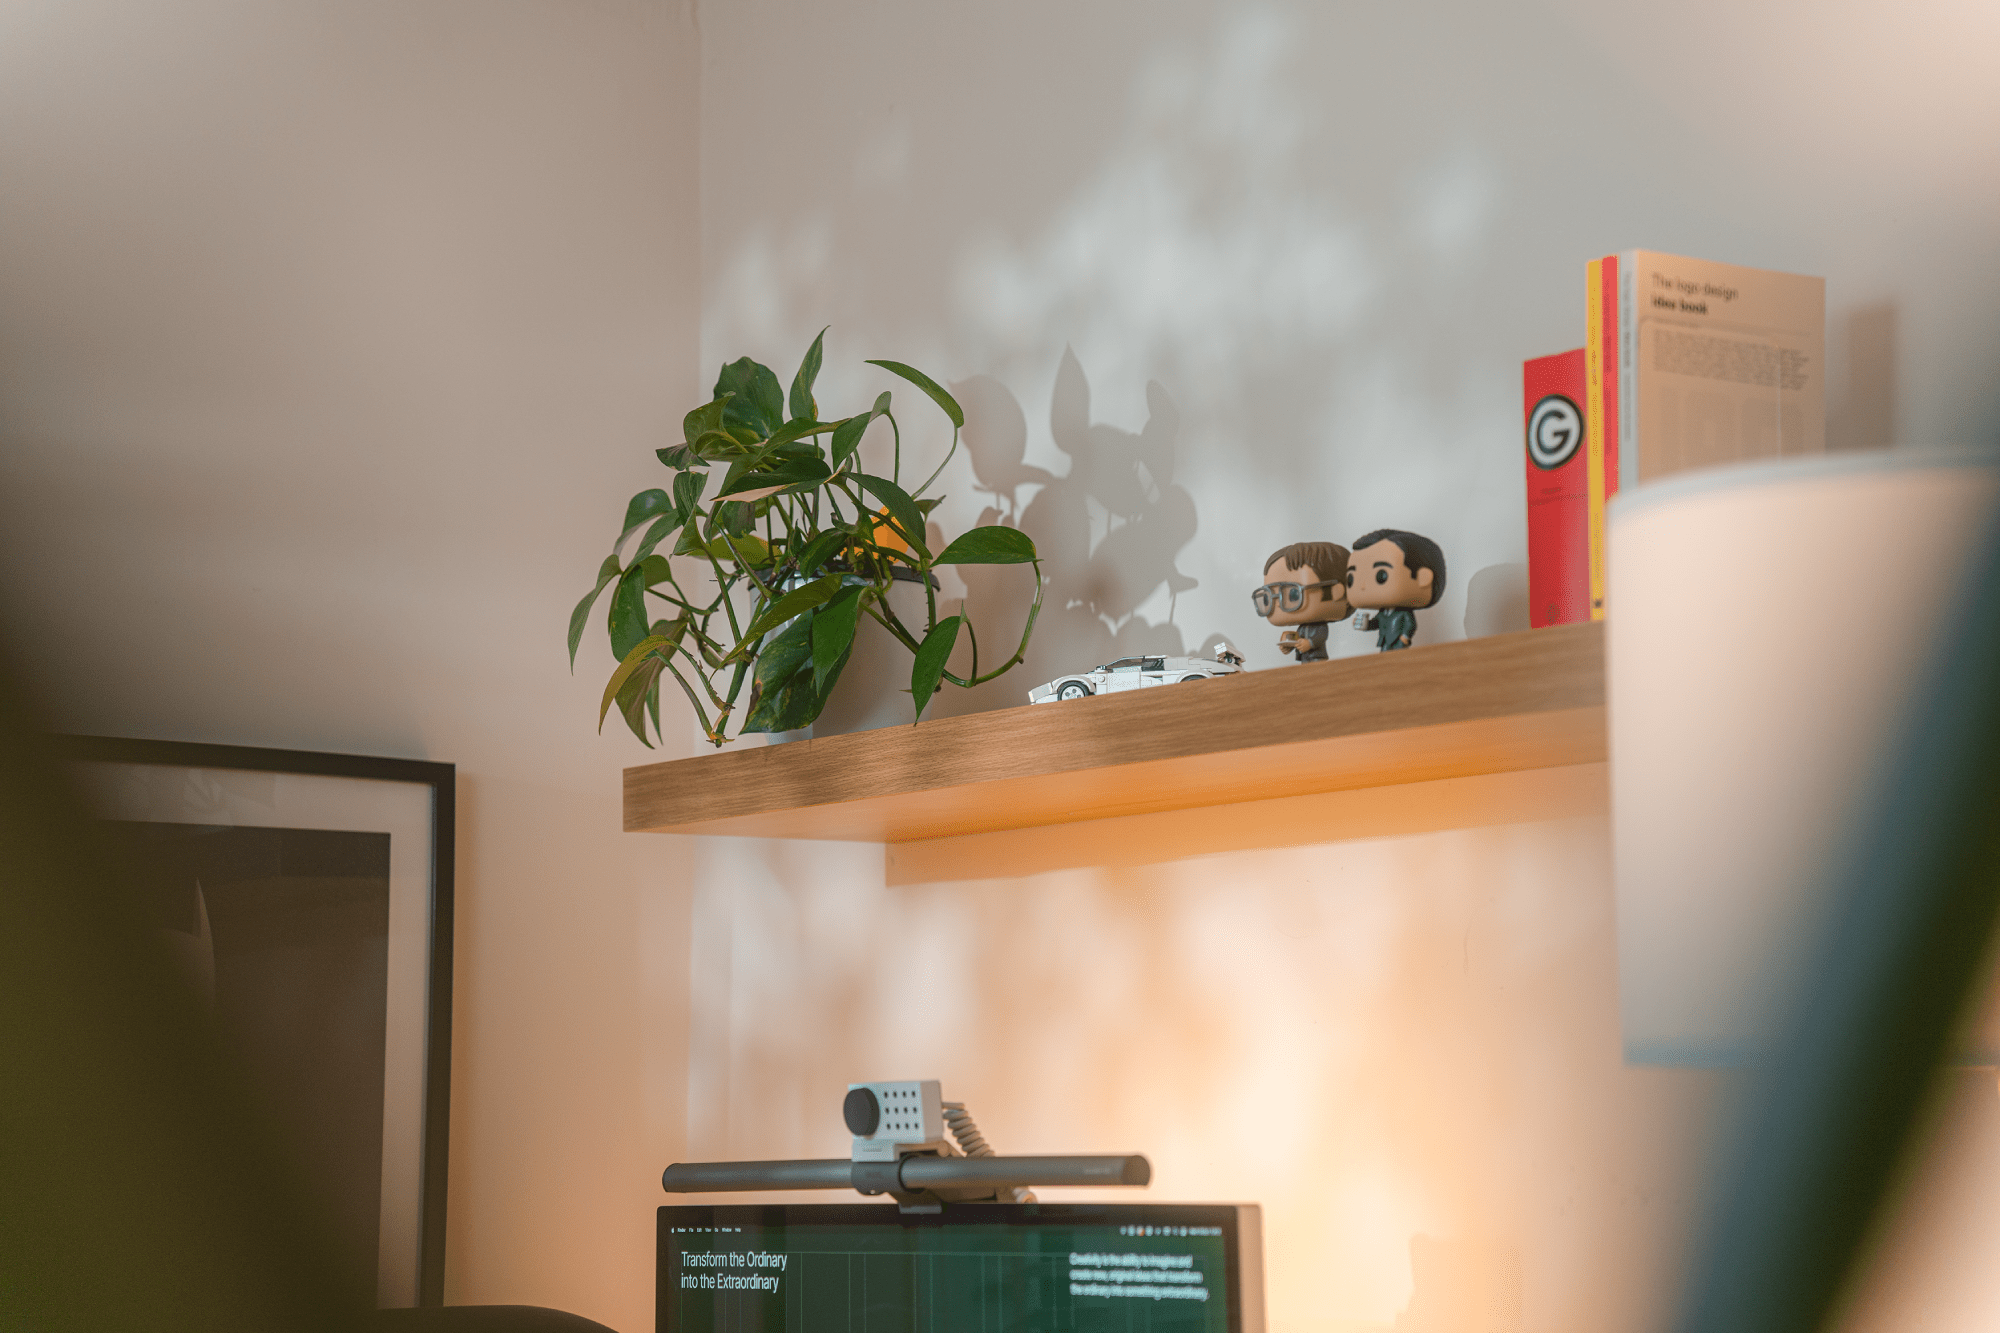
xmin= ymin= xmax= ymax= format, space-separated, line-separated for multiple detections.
xmin=1524 ymin=348 xmax=1589 ymax=628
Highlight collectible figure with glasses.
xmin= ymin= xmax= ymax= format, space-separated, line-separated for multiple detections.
xmin=1253 ymin=541 xmax=1351 ymax=663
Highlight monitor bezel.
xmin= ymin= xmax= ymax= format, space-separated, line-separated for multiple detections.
xmin=657 ymin=1201 xmax=1251 ymax=1333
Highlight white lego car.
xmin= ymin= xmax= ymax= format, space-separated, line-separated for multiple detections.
xmin=1027 ymin=648 xmax=1244 ymax=703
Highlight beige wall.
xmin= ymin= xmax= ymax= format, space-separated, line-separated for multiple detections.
xmin=4 ymin=2 xmax=1999 ymax=1332
xmin=0 ymin=4 xmax=701 ymax=1330
xmin=690 ymin=3 xmax=2000 ymax=1332
xmin=679 ymin=777 xmax=1730 ymax=1333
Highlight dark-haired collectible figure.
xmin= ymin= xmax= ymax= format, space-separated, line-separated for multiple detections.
xmin=1254 ymin=542 xmax=1350 ymax=662
xmin=1346 ymin=529 xmax=1446 ymax=652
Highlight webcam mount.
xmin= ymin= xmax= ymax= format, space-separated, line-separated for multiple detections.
xmin=661 ymin=1080 xmax=1151 ymax=1214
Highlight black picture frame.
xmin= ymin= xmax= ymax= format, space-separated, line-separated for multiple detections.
xmin=59 ymin=735 xmax=455 ymax=1308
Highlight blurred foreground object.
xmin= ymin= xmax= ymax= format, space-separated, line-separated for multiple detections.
xmin=63 ymin=737 xmax=457 ymax=1307
xmin=0 ymin=671 xmax=615 ymax=1333
xmin=1610 ymin=450 xmax=2000 ymax=1333
xmin=0 ymin=675 xmax=356 ymax=1332
xmin=1609 ymin=452 xmax=2000 ymax=1064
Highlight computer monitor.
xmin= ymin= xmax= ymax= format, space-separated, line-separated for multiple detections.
xmin=658 ymin=1202 xmax=1263 ymax=1333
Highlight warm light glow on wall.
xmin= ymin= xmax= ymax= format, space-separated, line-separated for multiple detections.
xmin=680 ymin=811 xmax=1721 ymax=1333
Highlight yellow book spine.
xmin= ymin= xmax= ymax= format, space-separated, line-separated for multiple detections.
xmin=1584 ymin=258 xmax=1607 ymax=620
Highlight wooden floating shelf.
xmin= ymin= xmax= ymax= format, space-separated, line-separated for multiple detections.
xmin=624 ymin=621 xmax=1606 ymax=844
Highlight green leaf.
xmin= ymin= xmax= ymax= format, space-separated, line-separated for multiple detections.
xmin=829 ymin=415 xmax=870 ymax=470
xmin=683 ymin=399 xmax=727 ymax=448
xmin=671 ymin=468 xmax=705 ymax=519
xmin=753 ymin=612 xmax=814 ymax=691
xmin=717 ymin=455 xmax=832 ymax=501
xmin=742 ymin=667 xmax=811 ymax=734
xmin=715 ymin=357 xmax=785 ymax=438
xmin=709 ymin=533 xmax=771 ymax=567
xmin=715 ymin=457 xmax=756 ymax=499
xmin=619 ymin=489 xmax=673 ymax=543
xmin=812 ymin=587 xmax=865 ymax=693
xmin=751 ymin=660 xmax=849 ymax=735
xmin=639 ymin=554 xmax=675 ymax=586
xmin=726 ymin=574 xmax=843 ymax=660
xmin=714 ymin=500 xmax=755 ymax=536
xmin=765 ymin=417 xmax=836 ymax=450
xmin=797 ymin=657 xmax=849 ymax=729
xmin=790 ymin=327 xmax=827 ymax=423
xmin=854 ymin=474 xmax=931 ymax=559
xmin=621 ymin=618 xmax=689 ymax=743
xmin=613 ymin=654 xmax=666 ymax=747
xmin=813 ymin=647 xmax=854 ymax=715
xmin=910 ymin=615 xmax=963 ymax=722
xmin=719 ymin=424 xmax=831 ymax=495
xmin=656 ymin=444 xmax=704 ymax=471
xmin=865 ymin=359 xmax=964 ymax=428
xmin=631 ymin=513 xmax=682 ymax=565
xmin=608 ymin=565 xmax=651 ymax=660
xmin=794 ymin=529 xmax=847 ymax=576
xmin=740 ymin=615 xmax=817 ymax=734
xmin=936 ymin=525 xmax=1038 ymax=565
xmin=692 ymin=428 xmax=747 ymax=459
xmin=567 ymin=554 xmax=622 ymax=669
xmin=598 ymin=633 xmax=677 ymax=731
xmin=828 ymin=391 xmax=892 ymax=471
xmin=743 ymin=603 xmax=857 ymax=735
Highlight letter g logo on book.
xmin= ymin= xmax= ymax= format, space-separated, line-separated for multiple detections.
xmin=1527 ymin=393 xmax=1584 ymax=470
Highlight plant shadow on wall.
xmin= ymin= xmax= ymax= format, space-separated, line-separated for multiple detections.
xmin=814 ymin=346 xmax=1204 ymax=734
xmin=569 ymin=333 xmax=1046 ymax=747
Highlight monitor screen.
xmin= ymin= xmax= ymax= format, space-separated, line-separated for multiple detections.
xmin=658 ymin=1202 xmax=1262 ymax=1333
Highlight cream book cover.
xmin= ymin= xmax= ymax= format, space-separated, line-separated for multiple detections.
xmin=1616 ymin=251 xmax=1825 ymax=489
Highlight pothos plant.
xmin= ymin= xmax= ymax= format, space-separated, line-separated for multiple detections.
xmin=569 ymin=332 xmax=1045 ymax=748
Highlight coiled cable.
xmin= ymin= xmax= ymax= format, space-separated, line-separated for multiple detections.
xmin=942 ymin=1101 xmax=1034 ymax=1203
xmin=941 ymin=1102 xmax=990 ymax=1157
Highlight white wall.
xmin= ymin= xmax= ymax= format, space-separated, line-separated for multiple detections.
xmin=0 ymin=4 xmax=701 ymax=1330
xmin=690 ymin=3 xmax=2000 ymax=1333
xmin=698 ymin=0 xmax=2000 ymax=733
xmin=4 ymin=2 xmax=1999 ymax=1332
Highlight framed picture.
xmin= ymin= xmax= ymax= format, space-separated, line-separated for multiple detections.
xmin=61 ymin=736 xmax=454 ymax=1308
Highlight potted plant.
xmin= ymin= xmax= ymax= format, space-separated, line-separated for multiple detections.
xmin=569 ymin=332 xmax=1044 ymax=748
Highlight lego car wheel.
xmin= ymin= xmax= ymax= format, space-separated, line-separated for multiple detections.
xmin=1056 ymin=680 xmax=1091 ymax=701
xmin=1179 ymin=673 xmax=1208 ymax=683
